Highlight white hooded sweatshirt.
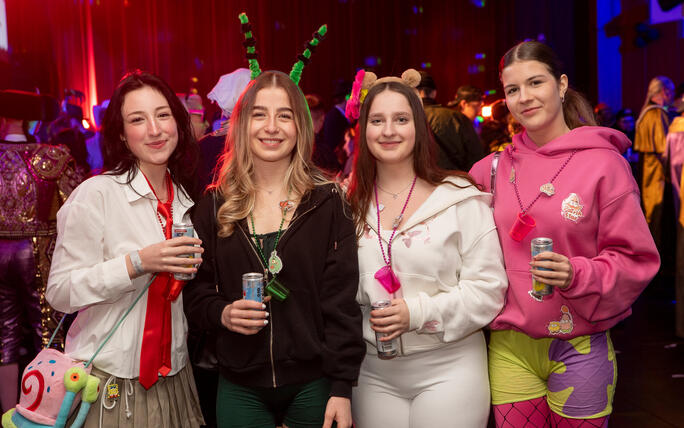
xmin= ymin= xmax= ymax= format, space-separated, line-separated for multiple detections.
xmin=356 ymin=176 xmax=508 ymax=355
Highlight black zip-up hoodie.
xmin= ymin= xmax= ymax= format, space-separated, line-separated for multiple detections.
xmin=183 ymin=183 xmax=364 ymax=398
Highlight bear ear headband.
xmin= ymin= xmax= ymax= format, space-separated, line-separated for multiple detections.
xmin=362 ymin=68 xmax=421 ymax=89
xmin=345 ymin=68 xmax=421 ymax=122
xmin=239 ymin=12 xmax=327 ymax=85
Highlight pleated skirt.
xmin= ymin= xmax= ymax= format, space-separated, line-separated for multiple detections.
xmin=73 ymin=361 xmax=205 ymax=428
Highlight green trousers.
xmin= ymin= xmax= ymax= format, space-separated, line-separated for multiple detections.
xmin=216 ymin=376 xmax=334 ymax=428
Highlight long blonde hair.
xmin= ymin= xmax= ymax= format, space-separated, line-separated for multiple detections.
xmin=212 ymin=71 xmax=326 ymax=237
xmin=640 ymin=76 xmax=674 ymax=114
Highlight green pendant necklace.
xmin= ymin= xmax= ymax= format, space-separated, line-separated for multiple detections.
xmin=248 ymin=199 xmax=294 ymax=301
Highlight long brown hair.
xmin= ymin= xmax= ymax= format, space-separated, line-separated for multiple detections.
xmin=212 ymin=71 xmax=327 ymax=237
xmin=499 ymin=41 xmax=596 ymax=130
xmin=347 ymin=81 xmax=475 ymax=237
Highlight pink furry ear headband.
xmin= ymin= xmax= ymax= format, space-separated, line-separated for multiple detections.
xmin=345 ymin=69 xmax=421 ymax=122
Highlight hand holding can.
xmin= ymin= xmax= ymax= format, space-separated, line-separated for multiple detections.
xmin=530 ymin=237 xmax=554 ymax=298
xmin=172 ymin=223 xmax=198 ymax=280
xmin=371 ymin=300 xmax=399 ymax=360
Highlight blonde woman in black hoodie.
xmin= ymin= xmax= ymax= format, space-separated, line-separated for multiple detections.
xmin=183 ymin=71 xmax=364 ymax=428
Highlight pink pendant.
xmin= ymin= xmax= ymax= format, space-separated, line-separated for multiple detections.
xmin=509 ymin=212 xmax=536 ymax=242
xmin=375 ymin=265 xmax=401 ymax=293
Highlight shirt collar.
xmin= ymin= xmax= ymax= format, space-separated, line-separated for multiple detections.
xmin=118 ymin=167 xmax=195 ymax=210
xmin=118 ymin=168 xmax=154 ymax=203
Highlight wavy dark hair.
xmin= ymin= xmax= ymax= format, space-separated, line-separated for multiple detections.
xmin=102 ymin=70 xmax=200 ymax=202
xmin=347 ymin=81 xmax=475 ymax=237
xmin=499 ymin=41 xmax=596 ymax=130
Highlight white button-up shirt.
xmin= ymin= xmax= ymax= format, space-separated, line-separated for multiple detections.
xmin=47 ymin=169 xmax=194 ymax=379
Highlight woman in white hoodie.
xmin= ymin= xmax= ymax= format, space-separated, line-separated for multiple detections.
xmin=347 ymin=72 xmax=508 ymax=428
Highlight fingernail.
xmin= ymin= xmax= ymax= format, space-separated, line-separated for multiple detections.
xmin=265 ymin=312 xmax=269 ymax=317
xmin=264 ymin=320 xmax=269 ymax=325
xmin=261 ymin=304 xmax=266 ymax=309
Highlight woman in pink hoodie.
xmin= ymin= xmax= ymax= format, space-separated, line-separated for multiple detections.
xmin=470 ymin=41 xmax=660 ymax=427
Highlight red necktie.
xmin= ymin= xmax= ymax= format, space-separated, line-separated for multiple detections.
xmin=139 ymin=173 xmax=177 ymax=390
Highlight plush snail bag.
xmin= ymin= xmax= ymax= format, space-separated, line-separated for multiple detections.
xmin=2 ymin=273 xmax=160 ymax=428
xmin=2 ymin=338 xmax=100 ymax=428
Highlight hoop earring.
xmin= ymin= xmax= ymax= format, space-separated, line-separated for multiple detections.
xmin=560 ymin=93 xmax=566 ymax=103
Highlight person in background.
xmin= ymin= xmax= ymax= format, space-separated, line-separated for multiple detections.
xmin=0 ymin=90 xmax=82 ymax=414
xmin=417 ymin=71 xmax=484 ymax=171
xmin=614 ymin=108 xmax=639 ymax=180
xmin=449 ymin=84 xmax=485 ymax=123
xmin=470 ymin=41 xmax=659 ymax=428
xmin=180 ymin=93 xmax=210 ymax=141
xmin=614 ymin=108 xmax=636 ymax=142
xmin=634 ymin=75 xmax=674 ymax=249
xmin=594 ymin=102 xmax=616 ymax=128
xmin=349 ymin=70 xmax=507 ymax=427
xmin=666 ymin=82 xmax=684 ymax=339
xmin=313 ymin=79 xmax=351 ymax=175
xmin=85 ymin=99 xmax=109 ymax=175
xmin=46 ymin=70 xmax=204 ymax=427
xmin=306 ymin=93 xmax=326 ymax=135
xmin=481 ymin=98 xmax=512 ymax=152
xmin=196 ymin=68 xmax=252 ymax=193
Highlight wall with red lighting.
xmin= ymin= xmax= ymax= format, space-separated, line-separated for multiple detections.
xmin=4 ymin=0 xmax=595 ymax=120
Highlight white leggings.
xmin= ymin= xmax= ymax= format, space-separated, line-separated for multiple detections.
xmin=352 ymin=331 xmax=490 ymax=428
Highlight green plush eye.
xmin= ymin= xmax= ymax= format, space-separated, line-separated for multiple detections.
xmin=63 ymin=367 xmax=88 ymax=392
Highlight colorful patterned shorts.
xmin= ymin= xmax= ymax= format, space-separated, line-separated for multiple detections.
xmin=488 ymin=329 xmax=617 ymax=419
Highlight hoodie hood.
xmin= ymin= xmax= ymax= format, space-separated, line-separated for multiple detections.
xmin=513 ymin=126 xmax=631 ymax=157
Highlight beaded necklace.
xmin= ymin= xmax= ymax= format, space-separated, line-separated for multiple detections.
xmin=248 ymin=198 xmax=294 ymax=301
xmin=373 ymin=176 xmax=417 ymax=294
xmin=507 ymin=147 xmax=577 ymax=241
xmin=141 ymin=171 xmax=174 ymax=237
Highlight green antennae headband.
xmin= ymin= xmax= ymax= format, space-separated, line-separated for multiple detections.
xmin=239 ymin=13 xmax=327 ymax=85
xmin=239 ymin=13 xmax=262 ymax=80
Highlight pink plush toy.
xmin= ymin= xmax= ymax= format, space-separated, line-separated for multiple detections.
xmin=2 ymin=348 xmax=100 ymax=428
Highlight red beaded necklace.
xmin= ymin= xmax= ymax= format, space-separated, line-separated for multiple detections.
xmin=141 ymin=171 xmax=174 ymax=238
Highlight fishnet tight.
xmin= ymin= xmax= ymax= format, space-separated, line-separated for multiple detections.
xmin=493 ymin=397 xmax=609 ymax=427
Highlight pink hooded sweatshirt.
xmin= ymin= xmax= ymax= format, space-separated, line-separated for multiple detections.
xmin=470 ymin=126 xmax=660 ymax=339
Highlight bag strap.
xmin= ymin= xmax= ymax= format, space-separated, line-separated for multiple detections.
xmin=85 ymin=274 xmax=157 ymax=367
xmin=490 ymin=151 xmax=502 ymax=208
xmin=47 ymin=274 xmax=158 ymax=367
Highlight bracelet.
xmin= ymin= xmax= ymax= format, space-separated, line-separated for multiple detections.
xmin=129 ymin=250 xmax=145 ymax=276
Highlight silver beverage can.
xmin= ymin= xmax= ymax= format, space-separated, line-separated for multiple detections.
xmin=172 ymin=223 xmax=196 ymax=280
xmin=531 ymin=237 xmax=554 ymax=297
xmin=242 ymin=273 xmax=264 ymax=303
xmin=371 ymin=300 xmax=399 ymax=360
